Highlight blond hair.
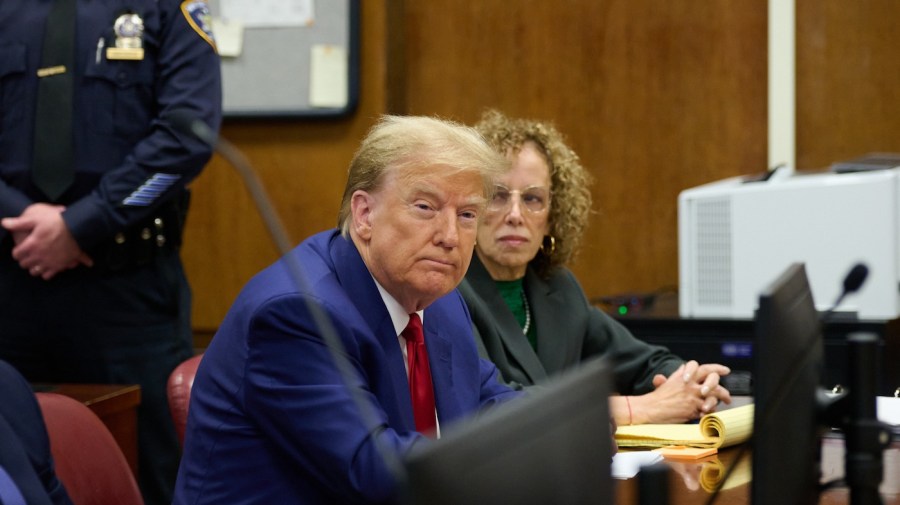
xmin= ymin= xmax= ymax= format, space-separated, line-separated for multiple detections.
xmin=338 ymin=115 xmax=508 ymax=235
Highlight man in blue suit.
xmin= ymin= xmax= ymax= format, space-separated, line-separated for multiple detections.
xmin=174 ymin=115 xmax=521 ymax=504
xmin=0 ymin=360 xmax=72 ymax=505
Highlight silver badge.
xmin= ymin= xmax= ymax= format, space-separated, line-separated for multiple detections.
xmin=107 ymin=13 xmax=145 ymax=60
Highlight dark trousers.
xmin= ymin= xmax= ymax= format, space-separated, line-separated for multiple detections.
xmin=0 ymin=249 xmax=193 ymax=505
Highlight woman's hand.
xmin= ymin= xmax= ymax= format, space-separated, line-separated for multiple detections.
xmin=632 ymin=361 xmax=732 ymax=424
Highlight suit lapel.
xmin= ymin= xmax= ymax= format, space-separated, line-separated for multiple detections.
xmin=329 ymin=233 xmax=416 ymax=431
xmin=422 ymin=306 xmax=455 ymax=423
xmin=467 ymin=256 xmax=548 ymax=384
xmin=329 ymin=233 xmax=392 ymax=336
xmin=527 ymin=267 xmax=574 ymax=373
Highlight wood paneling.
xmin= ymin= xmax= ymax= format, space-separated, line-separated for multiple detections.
xmin=796 ymin=0 xmax=900 ymax=169
xmin=183 ymin=1 xmax=899 ymax=340
xmin=396 ymin=1 xmax=767 ymax=300
xmin=182 ymin=0 xmax=389 ymax=338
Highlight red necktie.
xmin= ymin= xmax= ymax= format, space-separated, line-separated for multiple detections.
xmin=403 ymin=313 xmax=437 ymax=436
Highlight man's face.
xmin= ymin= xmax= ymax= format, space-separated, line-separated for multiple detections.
xmin=351 ymin=165 xmax=485 ymax=312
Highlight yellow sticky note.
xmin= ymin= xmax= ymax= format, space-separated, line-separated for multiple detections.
xmin=654 ymin=445 xmax=718 ymax=460
xmin=309 ymin=44 xmax=347 ymax=108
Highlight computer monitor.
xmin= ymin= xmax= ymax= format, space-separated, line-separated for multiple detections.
xmin=402 ymin=357 xmax=613 ymax=505
xmin=751 ymin=263 xmax=824 ymax=505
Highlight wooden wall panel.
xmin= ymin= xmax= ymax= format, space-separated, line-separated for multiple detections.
xmin=182 ymin=1 xmax=389 ymax=340
xmin=397 ymin=1 xmax=767 ymax=300
xmin=179 ymin=0 xmax=899 ymax=340
xmin=797 ymin=0 xmax=900 ymax=169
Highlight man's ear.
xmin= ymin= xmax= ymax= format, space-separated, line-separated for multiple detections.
xmin=350 ymin=190 xmax=375 ymax=241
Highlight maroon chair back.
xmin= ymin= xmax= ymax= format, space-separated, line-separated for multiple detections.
xmin=167 ymin=354 xmax=203 ymax=444
xmin=36 ymin=392 xmax=143 ymax=505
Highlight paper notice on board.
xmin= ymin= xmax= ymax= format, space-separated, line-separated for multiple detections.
xmin=220 ymin=0 xmax=314 ymax=28
xmin=309 ymin=44 xmax=348 ymax=108
xmin=211 ymin=18 xmax=244 ymax=57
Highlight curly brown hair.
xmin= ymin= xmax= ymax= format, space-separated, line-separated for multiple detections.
xmin=474 ymin=109 xmax=593 ymax=278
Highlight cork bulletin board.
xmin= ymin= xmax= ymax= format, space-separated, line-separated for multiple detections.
xmin=208 ymin=0 xmax=360 ymax=117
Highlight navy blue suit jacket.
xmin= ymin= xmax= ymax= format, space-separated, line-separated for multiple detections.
xmin=174 ymin=230 xmax=519 ymax=505
xmin=0 ymin=360 xmax=71 ymax=505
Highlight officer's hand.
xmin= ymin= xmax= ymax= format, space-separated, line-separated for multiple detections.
xmin=2 ymin=203 xmax=93 ymax=280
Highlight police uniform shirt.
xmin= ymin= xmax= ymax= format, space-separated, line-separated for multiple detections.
xmin=0 ymin=0 xmax=222 ymax=255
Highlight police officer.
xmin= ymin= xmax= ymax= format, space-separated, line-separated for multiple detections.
xmin=0 ymin=1 xmax=222 ymax=504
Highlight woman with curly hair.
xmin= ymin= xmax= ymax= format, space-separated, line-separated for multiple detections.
xmin=459 ymin=109 xmax=732 ymax=425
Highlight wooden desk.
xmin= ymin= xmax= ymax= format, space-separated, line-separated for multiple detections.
xmin=36 ymin=384 xmax=141 ymax=477
xmin=616 ymin=440 xmax=900 ymax=505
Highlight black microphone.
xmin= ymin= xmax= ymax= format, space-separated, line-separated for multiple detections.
xmin=167 ymin=110 xmax=407 ymax=481
xmin=835 ymin=262 xmax=869 ymax=307
xmin=166 ymin=110 xmax=294 ymax=255
xmin=821 ymin=262 xmax=869 ymax=323
xmin=843 ymin=263 xmax=869 ymax=292
xmin=817 ymin=262 xmax=868 ymax=406
xmin=167 ymin=109 xmax=215 ymax=145
xmin=816 ymin=261 xmax=872 ymax=425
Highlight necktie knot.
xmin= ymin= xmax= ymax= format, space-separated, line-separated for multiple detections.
xmin=402 ymin=313 xmax=424 ymax=344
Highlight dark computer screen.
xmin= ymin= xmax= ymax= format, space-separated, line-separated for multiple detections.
xmin=751 ymin=263 xmax=824 ymax=505
xmin=402 ymin=357 xmax=613 ymax=505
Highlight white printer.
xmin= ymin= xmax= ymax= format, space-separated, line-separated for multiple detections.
xmin=678 ymin=161 xmax=900 ymax=320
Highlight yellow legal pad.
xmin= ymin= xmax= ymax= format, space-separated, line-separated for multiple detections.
xmin=698 ymin=453 xmax=753 ymax=492
xmin=615 ymin=404 xmax=754 ymax=449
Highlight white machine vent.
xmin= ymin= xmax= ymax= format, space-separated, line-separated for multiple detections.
xmin=694 ymin=198 xmax=732 ymax=306
xmin=679 ymin=166 xmax=900 ymax=319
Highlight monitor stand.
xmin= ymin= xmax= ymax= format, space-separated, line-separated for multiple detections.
xmin=844 ymin=333 xmax=894 ymax=505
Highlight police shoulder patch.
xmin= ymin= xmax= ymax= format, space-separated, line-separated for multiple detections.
xmin=181 ymin=0 xmax=217 ymax=51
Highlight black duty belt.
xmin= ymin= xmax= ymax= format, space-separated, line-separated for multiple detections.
xmin=94 ymin=191 xmax=190 ymax=271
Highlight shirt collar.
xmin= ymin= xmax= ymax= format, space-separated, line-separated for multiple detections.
xmin=371 ymin=276 xmax=425 ymax=336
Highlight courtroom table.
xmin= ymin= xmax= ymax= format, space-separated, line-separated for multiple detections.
xmin=34 ymin=383 xmax=141 ymax=477
xmin=616 ymin=439 xmax=900 ymax=505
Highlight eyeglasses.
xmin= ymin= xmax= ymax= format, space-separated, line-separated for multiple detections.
xmin=487 ymin=185 xmax=551 ymax=214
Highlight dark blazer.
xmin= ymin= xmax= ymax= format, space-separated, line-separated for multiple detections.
xmin=174 ymin=230 xmax=519 ymax=505
xmin=459 ymin=255 xmax=682 ymax=394
xmin=0 ymin=360 xmax=72 ymax=505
